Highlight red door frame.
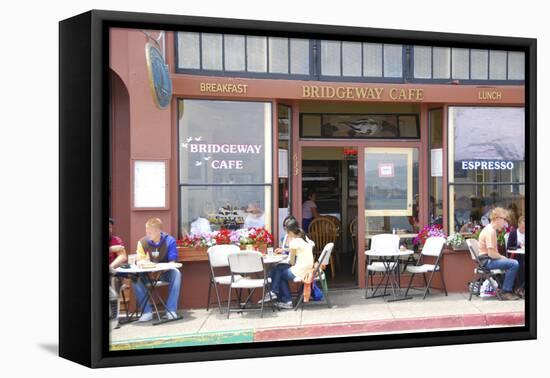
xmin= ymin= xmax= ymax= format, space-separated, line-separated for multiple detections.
xmin=292 ymin=107 xmax=429 ymax=288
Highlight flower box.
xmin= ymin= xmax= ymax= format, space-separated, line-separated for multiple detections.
xmin=177 ymin=246 xmax=209 ymax=262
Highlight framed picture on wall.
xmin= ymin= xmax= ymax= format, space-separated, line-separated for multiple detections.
xmin=59 ymin=10 xmax=536 ymax=368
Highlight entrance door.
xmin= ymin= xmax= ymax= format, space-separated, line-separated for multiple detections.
xmin=301 ymin=146 xmax=358 ymax=288
xmin=363 ymin=147 xmax=419 ymax=243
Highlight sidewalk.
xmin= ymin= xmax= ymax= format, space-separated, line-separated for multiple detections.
xmin=110 ymin=289 xmax=525 ymax=351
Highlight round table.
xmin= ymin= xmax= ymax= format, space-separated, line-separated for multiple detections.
xmin=116 ymin=262 xmax=183 ymax=325
xmin=364 ymin=249 xmax=414 ymax=302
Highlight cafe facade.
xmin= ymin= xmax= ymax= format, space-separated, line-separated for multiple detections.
xmin=109 ymin=28 xmax=525 ymax=309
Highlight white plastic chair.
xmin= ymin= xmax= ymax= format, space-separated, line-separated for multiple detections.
xmin=364 ymin=234 xmax=399 ymax=299
xmin=206 ymin=244 xmax=242 ymax=313
xmin=227 ymin=251 xmax=274 ymax=318
xmin=293 ymin=242 xmax=334 ymax=310
xmin=404 ymin=236 xmax=448 ymax=299
xmin=466 ymin=239 xmax=504 ymax=301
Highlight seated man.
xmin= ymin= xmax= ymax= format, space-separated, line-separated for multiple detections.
xmin=133 ymin=217 xmax=182 ymax=321
xmin=478 ymin=207 xmax=519 ymax=300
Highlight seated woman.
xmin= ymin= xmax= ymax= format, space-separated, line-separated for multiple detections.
xmin=260 ymin=220 xmax=314 ymax=309
xmin=478 ymin=207 xmax=520 ymax=301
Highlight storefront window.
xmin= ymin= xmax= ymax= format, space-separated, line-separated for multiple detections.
xmin=364 ymin=148 xmax=419 ymax=238
xmin=449 ymin=107 xmax=525 ymax=232
xmin=178 ymin=99 xmax=272 ymax=237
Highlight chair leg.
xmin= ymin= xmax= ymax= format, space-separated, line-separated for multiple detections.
xmin=440 ymin=269 xmax=448 ymax=296
xmin=294 ymin=284 xmax=304 ymax=311
xmin=405 ymin=272 xmax=415 ymax=296
xmin=324 ymin=279 xmax=332 ymax=308
xmin=227 ymin=286 xmax=233 ymax=319
xmin=206 ymin=280 xmax=212 ymax=311
xmin=422 ymin=273 xmax=430 ymax=294
xmin=423 ymin=271 xmax=436 ymax=300
xmin=469 ymin=274 xmax=477 ymax=301
xmin=351 ymin=254 xmax=357 ymax=275
xmin=260 ymin=286 xmax=265 ymax=318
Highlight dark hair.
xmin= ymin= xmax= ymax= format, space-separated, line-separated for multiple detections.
xmin=307 ymin=189 xmax=316 ymax=199
xmin=282 ymin=215 xmax=297 ymax=228
xmin=285 ymin=220 xmax=308 ymax=242
xmin=109 ymin=218 xmax=115 ymax=225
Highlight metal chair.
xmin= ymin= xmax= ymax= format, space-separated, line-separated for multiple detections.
xmin=308 ymin=217 xmax=338 ymax=279
xmin=227 ymin=251 xmax=274 ymax=318
xmin=294 ymin=242 xmax=334 ymax=310
xmin=206 ymin=244 xmax=242 ymax=313
xmin=404 ymin=236 xmax=448 ymax=299
xmin=466 ymin=239 xmax=504 ymax=301
xmin=364 ymin=234 xmax=399 ymax=299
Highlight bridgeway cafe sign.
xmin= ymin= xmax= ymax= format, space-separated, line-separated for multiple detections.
xmin=182 ymin=137 xmax=262 ymax=170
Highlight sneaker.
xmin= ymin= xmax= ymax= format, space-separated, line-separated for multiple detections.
xmin=500 ymin=292 xmax=520 ymax=301
xmin=138 ymin=312 xmax=153 ymax=322
xmin=514 ymin=288 xmax=525 ymax=299
xmin=164 ymin=311 xmax=179 ymax=320
xmin=258 ymin=292 xmax=277 ymax=304
xmin=277 ymin=301 xmax=293 ymax=309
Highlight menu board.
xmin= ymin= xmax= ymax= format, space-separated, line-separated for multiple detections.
xmin=134 ymin=160 xmax=167 ymax=208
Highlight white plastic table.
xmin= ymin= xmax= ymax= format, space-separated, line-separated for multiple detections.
xmin=365 ymin=249 xmax=414 ymax=302
xmin=507 ymin=248 xmax=525 ymax=255
xmin=116 ymin=262 xmax=182 ymax=325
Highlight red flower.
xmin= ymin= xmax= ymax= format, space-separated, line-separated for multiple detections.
xmin=214 ymin=229 xmax=232 ymax=245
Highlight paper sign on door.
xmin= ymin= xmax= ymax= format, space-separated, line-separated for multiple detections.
xmin=378 ymin=163 xmax=394 ymax=178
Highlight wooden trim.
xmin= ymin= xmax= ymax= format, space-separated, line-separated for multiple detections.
xmin=357 ymin=147 xmax=366 ymax=288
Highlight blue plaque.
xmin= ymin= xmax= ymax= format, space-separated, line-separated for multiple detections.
xmin=145 ymin=43 xmax=172 ymax=109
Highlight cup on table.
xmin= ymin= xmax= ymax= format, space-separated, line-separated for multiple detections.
xmin=267 ymin=247 xmax=274 ymax=257
xmin=128 ymin=254 xmax=137 ymax=267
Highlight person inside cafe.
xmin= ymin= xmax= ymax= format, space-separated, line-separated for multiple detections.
xmin=302 ymin=189 xmax=319 ymax=233
xmin=260 ymin=220 xmax=314 ymax=309
xmin=506 ymin=215 xmax=525 ymax=298
xmin=243 ymin=202 xmax=265 ymax=229
xmin=477 ymin=207 xmax=520 ymax=300
xmin=133 ymin=217 xmax=182 ymax=321
xmin=109 ymin=218 xmax=127 ymax=270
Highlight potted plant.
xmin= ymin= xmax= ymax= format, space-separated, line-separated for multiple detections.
xmin=446 ymin=233 xmax=467 ymax=250
xmin=413 ymin=224 xmax=446 ymax=251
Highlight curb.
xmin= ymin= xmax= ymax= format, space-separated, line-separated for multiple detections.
xmin=254 ymin=312 xmax=525 ymax=342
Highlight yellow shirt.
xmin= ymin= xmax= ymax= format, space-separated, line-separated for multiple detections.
xmin=288 ymin=237 xmax=314 ymax=279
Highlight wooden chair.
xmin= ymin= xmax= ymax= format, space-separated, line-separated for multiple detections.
xmin=308 ymin=217 xmax=338 ymax=279
xmin=350 ymin=217 xmax=358 ymax=275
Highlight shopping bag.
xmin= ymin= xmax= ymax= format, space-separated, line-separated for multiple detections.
xmin=479 ymin=279 xmax=496 ymax=298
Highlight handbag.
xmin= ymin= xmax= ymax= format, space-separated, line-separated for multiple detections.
xmin=311 ymin=280 xmax=324 ymax=301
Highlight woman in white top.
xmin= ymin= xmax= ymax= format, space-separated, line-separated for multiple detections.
xmin=261 ymin=220 xmax=314 ymax=309
xmin=302 ymin=190 xmax=319 ymax=234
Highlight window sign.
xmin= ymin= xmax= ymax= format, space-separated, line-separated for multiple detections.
xmin=431 ymin=148 xmax=443 ymax=177
xmin=378 ymin=163 xmax=394 ymax=178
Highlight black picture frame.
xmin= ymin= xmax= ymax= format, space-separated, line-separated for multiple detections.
xmin=59 ymin=9 xmax=536 ymax=368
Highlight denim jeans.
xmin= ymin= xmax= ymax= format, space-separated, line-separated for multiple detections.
xmin=132 ymin=268 xmax=182 ymax=313
xmin=269 ymin=264 xmax=296 ymax=303
xmin=485 ymin=257 xmax=519 ymax=293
